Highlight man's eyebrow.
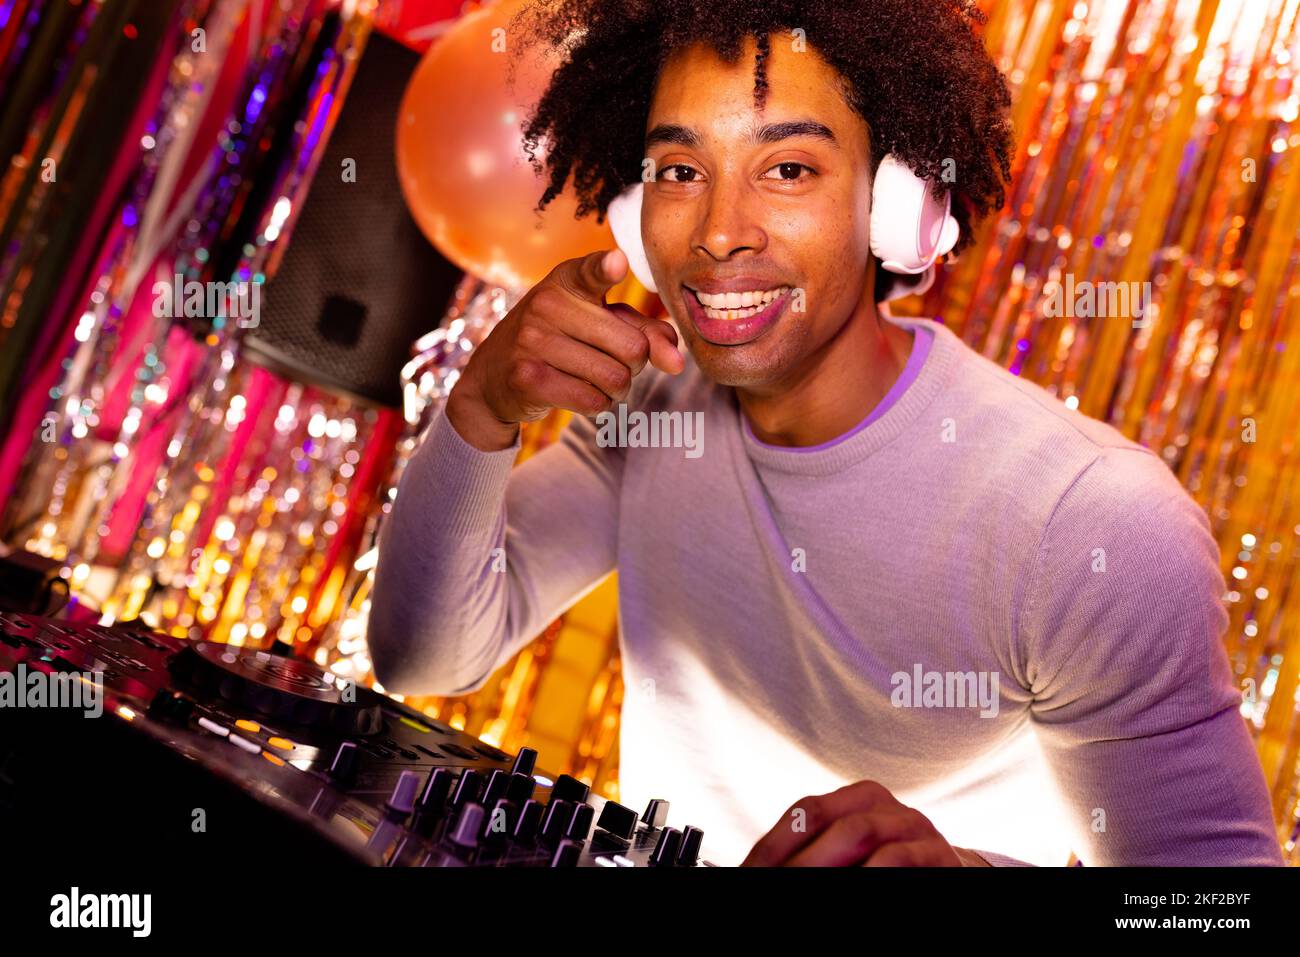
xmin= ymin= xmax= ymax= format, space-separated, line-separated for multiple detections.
xmin=751 ymin=120 xmax=839 ymax=148
xmin=644 ymin=119 xmax=839 ymax=151
xmin=644 ymin=123 xmax=703 ymax=150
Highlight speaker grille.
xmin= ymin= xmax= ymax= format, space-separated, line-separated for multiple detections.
xmin=245 ymin=32 xmax=462 ymax=407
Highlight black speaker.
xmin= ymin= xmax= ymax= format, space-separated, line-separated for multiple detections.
xmin=244 ymin=31 xmax=462 ymax=408
xmin=0 ymin=548 xmax=68 ymax=616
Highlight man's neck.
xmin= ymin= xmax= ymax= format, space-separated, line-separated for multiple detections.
xmin=738 ymin=299 xmax=916 ymax=448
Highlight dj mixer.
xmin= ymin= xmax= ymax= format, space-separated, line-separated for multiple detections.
xmin=0 ymin=610 xmax=714 ymax=868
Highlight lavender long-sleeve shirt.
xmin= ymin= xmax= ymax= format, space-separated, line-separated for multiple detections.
xmin=368 ymin=313 xmax=1283 ymax=867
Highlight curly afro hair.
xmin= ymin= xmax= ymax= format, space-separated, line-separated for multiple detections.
xmin=509 ymin=0 xmax=1014 ymax=293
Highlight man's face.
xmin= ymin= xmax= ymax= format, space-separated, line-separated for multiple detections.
xmin=641 ymin=33 xmax=875 ymax=390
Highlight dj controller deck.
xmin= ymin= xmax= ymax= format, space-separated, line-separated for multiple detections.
xmin=0 ymin=610 xmax=715 ymax=868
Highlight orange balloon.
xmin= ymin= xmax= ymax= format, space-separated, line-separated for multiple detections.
xmin=395 ymin=0 xmax=614 ymax=290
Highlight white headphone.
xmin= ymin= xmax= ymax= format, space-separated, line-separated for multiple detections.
xmin=606 ymin=153 xmax=959 ymax=301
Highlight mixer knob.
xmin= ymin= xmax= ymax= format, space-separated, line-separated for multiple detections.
xmin=594 ymin=800 xmax=638 ymax=843
xmin=147 ymin=689 xmax=194 ymax=723
xmin=326 ymin=741 xmax=360 ymax=785
xmin=481 ymin=769 xmax=509 ymax=809
xmin=385 ymin=770 xmax=420 ymax=819
xmin=549 ymin=839 xmax=582 ymax=867
xmin=448 ymin=803 xmax=486 ymax=849
xmin=510 ymin=747 xmax=537 ymax=776
xmin=649 ymin=827 xmax=683 ymax=867
xmin=540 ymin=799 xmax=577 ymax=846
xmin=548 ymin=773 xmax=590 ymax=804
xmin=450 ymin=769 xmax=482 ymax=810
xmin=505 ymin=772 xmax=535 ymax=804
xmin=640 ymin=798 xmax=670 ymax=830
xmin=483 ymin=799 xmax=517 ymax=844
xmin=418 ymin=768 xmax=455 ymax=813
xmin=678 ymin=826 xmax=705 ymax=866
xmin=147 ymin=688 xmax=172 ymax=719
xmin=566 ymin=803 xmax=595 ymax=842
xmin=512 ymin=799 xmax=544 ymax=842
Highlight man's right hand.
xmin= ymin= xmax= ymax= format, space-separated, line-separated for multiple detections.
xmin=445 ymin=248 xmax=685 ymax=452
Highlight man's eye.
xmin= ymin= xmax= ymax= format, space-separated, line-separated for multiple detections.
xmin=657 ymin=164 xmax=700 ymax=183
xmin=764 ymin=162 xmax=814 ymax=181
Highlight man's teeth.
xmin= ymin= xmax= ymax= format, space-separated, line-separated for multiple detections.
xmin=693 ymin=286 xmax=790 ymax=320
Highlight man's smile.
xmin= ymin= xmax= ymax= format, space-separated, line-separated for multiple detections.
xmin=682 ymin=282 xmax=792 ymax=345
xmin=683 ymin=279 xmax=792 ymax=316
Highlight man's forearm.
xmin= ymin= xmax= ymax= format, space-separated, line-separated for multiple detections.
xmin=367 ymin=402 xmax=521 ymax=695
xmin=368 ymin=384 xmax=628 ymax=699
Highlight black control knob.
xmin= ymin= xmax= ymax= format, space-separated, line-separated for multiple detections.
xmin=513 ymin=799 xmax=544 ymax=842
xmin=505 ymin=772 xmax=535 ymax=804
xmin=147 ymin=689 xmax=194 ymax=723
xmin=650 ymin=827 xmax=683 ymax=867
xmin=540 ymin=799 xmax=577 ymax=846
xmin=385 ymin=770 xmax=420 ymax=819
xmin=511 ymin=747 xmax=537 ymax=777
xmin=147 ymin=689 xmax=172 ymax=719
xmin=566 ymin=803 xmax=595 ymax=842
xmin=594 ymin=800 xmax=638 ymax=843
xmin=418 ymin=768 xmax=455 ymax=813
xmin=678 ymin=826 xmax=704 ymax=866
xmin=550 ymin=839 xmax=582 ymax=867
xmin=448 ymin=803 xmax=486 ymax=849
xmin=640 ymin=798 xmax=670 ymax=830
xmin=483 ymin=798 xmax=518 ymax=844
xmin=482 ymin=769 xmax=509 ymax=809
xmin=326 ymin=741 xmax=360 ymax=785
xmin=450 ymin=769 xmax=482 ymax=810
xmin=548 ymin=773 xmax=590 ymax=804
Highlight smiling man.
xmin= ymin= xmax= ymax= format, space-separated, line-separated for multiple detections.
xmin=368 ymin=0 xmax=1283 ymax=867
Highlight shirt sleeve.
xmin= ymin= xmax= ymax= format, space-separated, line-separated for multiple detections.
xmin=1015 ymin=445 xmax=1283 ymax=866
xmin=367 ymin=391 xmax=634 ymax=697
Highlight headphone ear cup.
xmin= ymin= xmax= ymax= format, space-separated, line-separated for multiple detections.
xmin=870 ymin=153 xmax=960 ymax=275
xmin=606 ymin=183 xmax=658 ymax=293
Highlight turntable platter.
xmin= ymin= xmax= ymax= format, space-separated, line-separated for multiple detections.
xmin=168 ymin=643 xmax=384 ymax=734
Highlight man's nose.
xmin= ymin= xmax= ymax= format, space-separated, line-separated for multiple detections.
xmin=692 ymin=176 xmax=766 ymax=261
